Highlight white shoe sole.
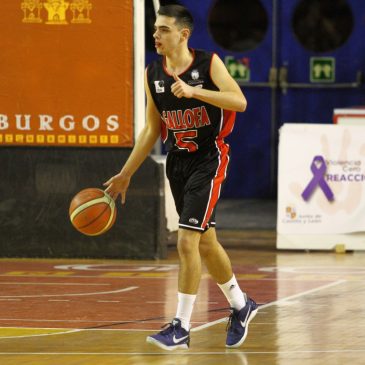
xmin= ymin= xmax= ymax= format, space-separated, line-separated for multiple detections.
xmin=146 ymin=336 xmax=189 ymax=351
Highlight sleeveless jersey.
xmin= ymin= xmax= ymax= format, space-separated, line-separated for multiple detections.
xmin=147 ymin=49 xmax=236 ymax=155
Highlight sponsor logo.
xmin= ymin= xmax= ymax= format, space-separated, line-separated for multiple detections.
xmin=0 ymin=114 xmax=122 ymax=146
xmin=0 ymin=114 xmax=119 ymax=133
xmin=187 ymin=69 xmax=204 ymax=86
xmin=285 ymin=206 xmax=296 ymax=219
xmin=173 ymin=334 xmax=189 ymax=344
xmin=191 ymin=69 xmax=199 ymax=80
xmin=189 ymin=218 xmax=199 ymax=225
xmin=154 ymin=80 xmax=165 ymax=93
xmin=162 ymin=106 xmax=211 ymax=131
xmin=240 ymin=308 xmax=251 ymax=327
xmin=21 ymin=0 xmax=93 ymax=25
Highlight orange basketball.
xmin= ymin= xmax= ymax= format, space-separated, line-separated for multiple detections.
xmin=69 ymin=188 xmax=117 ymax=236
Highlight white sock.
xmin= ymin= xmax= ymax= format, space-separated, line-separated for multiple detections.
xmin=176 ymin=292 xmax=196 ymax=331
xmin=218 ymin=275 xmax=246 ymax=311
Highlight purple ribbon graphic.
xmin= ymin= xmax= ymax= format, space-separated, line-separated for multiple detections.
xmin=301 ymin=156 xmax=334 ymax=201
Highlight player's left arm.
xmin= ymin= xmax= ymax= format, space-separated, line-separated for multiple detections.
xmin=170 ymin=54 xmax=247 ymax=112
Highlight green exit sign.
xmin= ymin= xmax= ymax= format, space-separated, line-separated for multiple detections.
xmin=225 ymin=56 xmax=250 ymax=82
xmin=310 ymin=57 xmax=335 ymax=82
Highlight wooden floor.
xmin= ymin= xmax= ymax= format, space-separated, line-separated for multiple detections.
xmin=1 ymin=231 xmax=365 ymax=364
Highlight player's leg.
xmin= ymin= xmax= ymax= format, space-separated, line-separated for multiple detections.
xmin=199 ymin=228 xmax=258 ymax=348
xmin=199 ymin=227 xmax=233 ymax=284
xmin=177 ymin=227 xmax=201 ymax=294
xmin=146 ymin=228 xmax=201 ymax=350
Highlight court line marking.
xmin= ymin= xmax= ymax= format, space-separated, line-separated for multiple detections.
xmin=258 ymin=279 xmax=346 ymax=310
xmin=0 ymin=282 xmax=110 ymax=286
xmin=4 ymin=273 xmax=357 ymax=281
xmin=0 ymin=279 xmax=348 ymax=339
xmin=1 ymin=349 xmax=365 ymax=355
xmin=0 ymin=299 xmax=21 ymax=302
xmin=0 ymin=326 xmax=158 ymax=333
xmin=0 ymin=280 xmax=348 ymax=338
xmin=146 ymin=301 xmax=219 ymax=304
xmin=191 ymin=279 xmax=346 ymax=332
xmin=0 ymin=274 xmax=172 ymax=280
xmin=48 ymin=300 xmax=70 ymax=302
xmin=5 ymin=320 xmax=363 ymax=328
xmin=0 ymin=319 xmax=166 ymax=323
xmin=0 ymin=286 xmax=138 ymax=298
xmin=259 ymin=266 xmax=365 ymax=274
xmin=0 ymin=329 xmax=82 ymax=340
xmin=2 ymin=280 xmax=341 ymax=335
xmin=54 ymin=264 xmax=178 ymax=271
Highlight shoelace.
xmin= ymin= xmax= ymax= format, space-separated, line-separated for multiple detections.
xmin=226 ymin=309 xmax=237 ymax=332
xmin=159 ymin=321 xmax=176 ymax=335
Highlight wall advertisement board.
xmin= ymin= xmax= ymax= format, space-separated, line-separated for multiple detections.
xmin=0 ymin=0 xmax=134 ymax=147
xmin=277 ymin=123 xmax=365 ymax=250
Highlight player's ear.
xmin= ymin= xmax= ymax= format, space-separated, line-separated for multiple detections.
xmin=180 ymin=28 xmax=190 ymax=41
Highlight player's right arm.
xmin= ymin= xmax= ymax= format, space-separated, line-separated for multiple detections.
xmin=104 ymin=68 xmax=161 ymax=204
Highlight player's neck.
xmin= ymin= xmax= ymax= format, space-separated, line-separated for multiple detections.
xmin=165 ymin=46 xmax=193 ymax=75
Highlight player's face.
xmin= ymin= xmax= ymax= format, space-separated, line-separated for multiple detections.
xmin=153 ymin=15 xmax=186 ymax=55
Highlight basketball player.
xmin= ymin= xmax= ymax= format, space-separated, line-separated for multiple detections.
xmin=104 ymin=5 xmax=257 ymax=350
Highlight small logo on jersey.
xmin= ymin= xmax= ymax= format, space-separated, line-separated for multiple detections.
xmin=189 ymin=218 xmax=199 ymax=225
xmin=188 ymin=70 xmax=203 ymax=86
xmin=191 ymin=69 xmax=199 ymax=80
xmin=154 ymin=80 xmax=165 ymax=93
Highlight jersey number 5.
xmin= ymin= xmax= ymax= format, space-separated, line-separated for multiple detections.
xmin=174 ymin=130 xmax=198 ymax=152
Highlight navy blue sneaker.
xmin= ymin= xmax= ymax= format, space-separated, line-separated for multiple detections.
xmin=226 ymin=297 xmax=258 ymax=348
xmin=146 ymin=318 xmax=190 ymax=350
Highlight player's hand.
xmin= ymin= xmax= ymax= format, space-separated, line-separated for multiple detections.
xmin=171 ymin=72 xmax=194 ymax=98
xmin=103 ymin=172 xmax=131 ymax=205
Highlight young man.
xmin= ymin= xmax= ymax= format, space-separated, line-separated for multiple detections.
xmin=104 ymin=5 xmax=258 ymax=350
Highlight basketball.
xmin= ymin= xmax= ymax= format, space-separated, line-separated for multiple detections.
xmin=69 ymin=188 xmax=117 ymax=236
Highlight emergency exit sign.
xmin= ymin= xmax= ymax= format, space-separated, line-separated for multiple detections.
xmin=225 ymin=56 xmax=250 ymax=82
xmin=310 ymin=57 xmax=335 ymax=82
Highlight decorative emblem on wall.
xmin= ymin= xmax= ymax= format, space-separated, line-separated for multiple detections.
xmin=21 ymin=0 xmax=92 ymax=24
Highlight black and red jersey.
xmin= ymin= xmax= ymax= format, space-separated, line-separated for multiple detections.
xmin=147 ymin=49 xmax=236 ymax=155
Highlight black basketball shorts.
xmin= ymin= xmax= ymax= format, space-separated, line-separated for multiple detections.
xmin=166 ymin=142 xmax=230 ymax=232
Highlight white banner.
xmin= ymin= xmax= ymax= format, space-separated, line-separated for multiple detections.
xmin=277 ymin=124 xmax=365 ymax=250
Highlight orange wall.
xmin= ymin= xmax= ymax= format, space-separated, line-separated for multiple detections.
xmin=0 ymin=0 xmax=134 ymax=147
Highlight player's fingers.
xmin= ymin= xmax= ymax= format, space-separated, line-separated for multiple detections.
xmin=121 ymin=192 xmax=126 ymax=205
xmin=171 ymin=82 xmax=179 ymax=92
xmin=171 ymin=86 xmax=182 ymax=98
xmin=104 ymin=189 xmax=112 ymax=198
xmin=172 ymin=72 xmax=180 ymax=81
xmin=111 ymin=192 xmax=119 ymax=201
xmin=103 ymin=177 xmax=114 ymax=186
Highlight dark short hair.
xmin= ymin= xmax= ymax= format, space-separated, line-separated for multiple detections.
xmin=157 ymin=5 xmax=194 ymax=33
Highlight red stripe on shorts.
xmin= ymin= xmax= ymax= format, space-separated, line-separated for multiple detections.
xmin=218 ymin=110 xmax=236 ymax=139
xmin=201 ymin=139 xmax=230 ymax=229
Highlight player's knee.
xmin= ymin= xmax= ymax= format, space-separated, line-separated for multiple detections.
xmin=177 ymin=236 xmax=198 ymax=256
